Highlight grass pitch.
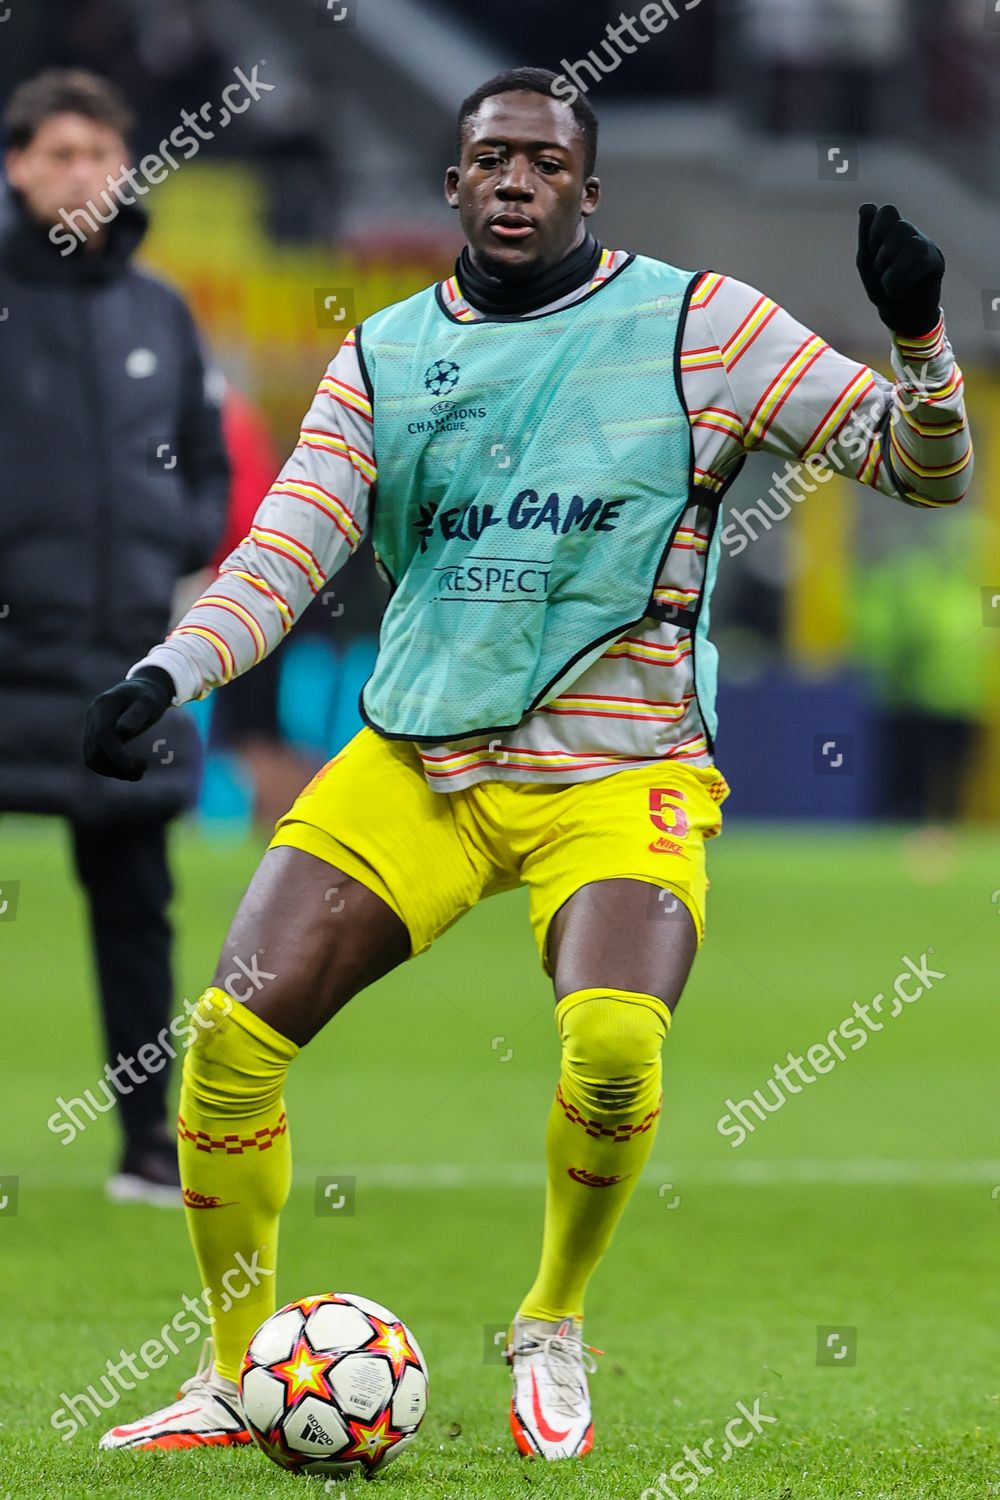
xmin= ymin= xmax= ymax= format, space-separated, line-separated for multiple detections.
xmin=1 ymin=816 xmax=997 ymax=1498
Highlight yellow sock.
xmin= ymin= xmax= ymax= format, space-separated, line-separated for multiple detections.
xmin=519 ymin=988 xmax=669 ymax=1324
xmin=178 ymin=987 xmax=299 ymax=1381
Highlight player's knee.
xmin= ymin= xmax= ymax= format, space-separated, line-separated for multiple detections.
xmin=557 ymin=990 xmax=668 ymax=1115
xmin=182 ymin=988 xmax=291 ymax=1117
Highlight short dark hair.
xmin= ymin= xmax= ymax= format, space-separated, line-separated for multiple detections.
xmin=456 ymin=67 xmax=599 ymax=177
xmin=3 ymin=69 xmax=133 ymax=150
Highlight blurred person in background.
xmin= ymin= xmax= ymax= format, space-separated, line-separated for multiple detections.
xmin=854 ymin=512 xmax=989 ymax=865
xmin=739 ymin=0 xmax=905 ymax=135
xmin=0 ymin=69 xmax=229 ymax=1202
xmin=914 ymin=0 xmax=991 ymax=137
xmin=45 ymin=0 xmax=228 ymax=160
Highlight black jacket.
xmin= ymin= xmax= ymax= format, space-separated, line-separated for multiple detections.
xmin=0 ymin=188 xmax=230 ymax=823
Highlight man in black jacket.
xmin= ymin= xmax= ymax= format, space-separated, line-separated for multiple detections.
xmin=0 ymin=70 xmax=230 ymax=1201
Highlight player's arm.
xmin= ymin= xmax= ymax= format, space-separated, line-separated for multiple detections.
xmin=83 ymin=329 xmax=375 ymax=780
xmin=694 ymin=206 xmax=971 ymax=510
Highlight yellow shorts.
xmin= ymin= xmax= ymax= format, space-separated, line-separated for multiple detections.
xmin=269 ymin=728 xmax=729 ymax=973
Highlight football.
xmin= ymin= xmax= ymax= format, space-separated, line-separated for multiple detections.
xmin=239 ymin=1292 xmax=428 ymax=1476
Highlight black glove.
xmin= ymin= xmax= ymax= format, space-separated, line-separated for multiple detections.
xmin=857 ymin=203 xmax=945 ymax=338
xmin=83 ymin=666 xmax=175 ymax=781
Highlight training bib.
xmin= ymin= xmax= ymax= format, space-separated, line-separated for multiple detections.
xmin=357 ymin=254 xmax=698 ymax=741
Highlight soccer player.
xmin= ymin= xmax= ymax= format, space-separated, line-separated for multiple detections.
xmin=85 ymin=68 xmax=971 ymax=1461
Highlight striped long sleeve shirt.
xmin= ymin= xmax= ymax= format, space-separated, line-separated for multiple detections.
xmin=133 ymin=250 xmax=973 ymax=790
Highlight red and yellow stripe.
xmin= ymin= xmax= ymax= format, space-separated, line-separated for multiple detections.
xmin=249 ymin=525 xmax=325 ymax=593
xmin=722 ymin=295 xmax=780 ymax=372
xmin=745 ymin=334 xmax=829 ymax=450
xmin=318 ymin=374 xmax=373 ymax=423
xmin=689 ymin=271 xmax=725 ymax=311
xmin=267 ymin=477 xmax=362 ymax=551
xmin=799 ymin=367 xmax=876 ymax=458
xmin=538 ymin=691 xmax=695 ymax=723
xmin=690 ymin=405 xmax=744 ymax=443
xmin=224 ymin=570 xmax=295 ymax=633
xmin=296 ymin=428 xmax=376 ymax=486
xmin=190 ymin=594 xmax=267 ymax=664
xmin=604 ymin=634 xmax=694 ymax=669
xmin=169 ymin=623 xmax=237 ymax=682
xmin=417 ymin=743 xmax=637 ymax=780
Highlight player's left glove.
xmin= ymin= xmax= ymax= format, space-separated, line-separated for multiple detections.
xmin=856 ymin=203 xmax=945 ymax=338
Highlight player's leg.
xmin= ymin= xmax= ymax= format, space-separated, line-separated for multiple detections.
xmin=507 ymin=762 xmax=727 ymax=1458
xmin=506 ymin=883 xmax=694 ymax=1459
xmin=181 ymin=848 xmax=411 ymax=1369
xmin=101 ymin=852 xmax=410 ymax=1451
xmin=522 ymin=877 xmax=695 ymax=1325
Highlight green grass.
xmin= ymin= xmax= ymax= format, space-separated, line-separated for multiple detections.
xmin=1 ymin=816 xmax=998 ymax=1498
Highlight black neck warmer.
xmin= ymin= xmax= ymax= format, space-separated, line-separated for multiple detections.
xmin=455 ymin=231 xmax=603 ymax=317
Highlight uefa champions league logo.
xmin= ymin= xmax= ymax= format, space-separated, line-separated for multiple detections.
xmin=424 ymin=359 xmax=460 ymax=396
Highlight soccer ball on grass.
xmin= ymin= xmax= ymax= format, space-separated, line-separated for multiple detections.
xmin=240 ymin=1292 xmax=428 ymax=1477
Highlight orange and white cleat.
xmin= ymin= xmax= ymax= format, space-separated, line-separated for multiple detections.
xmin=99 ymin=1338 xmax=251 ymax=1450
xmin=506 ymin=1314 xmax=601 ymax=1459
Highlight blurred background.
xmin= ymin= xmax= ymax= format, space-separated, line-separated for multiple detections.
xmin=2 ymin=0 xmax=998 ymax=833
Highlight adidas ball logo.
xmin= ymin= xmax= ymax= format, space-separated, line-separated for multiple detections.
xmin=302 ymin=1413 xmax=336 ymax=1446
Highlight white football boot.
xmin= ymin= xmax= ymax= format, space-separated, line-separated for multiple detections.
xmin=99 ymin=1337 xmax=251 ymax=1450
xmin=506 ymin=1313 xmax=601 ymax=1459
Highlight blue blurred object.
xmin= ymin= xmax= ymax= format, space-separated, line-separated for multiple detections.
xmin=277 ymin=633 xmax=377 ymax=759
xmin=184 ymin=693 xmax=214 ymax=742
xmin=328 ymin=637 xmax=378 ymax=756
xmin=197 ymin=750 xmax=256 ymax=832
xmin=277 ymin=636 xmax=342 ymax=758
xmin=183 ymin=694 xmax=254 ymax=829
xmin=185 ymin=635 xmax=377 ymax=826
xmin=715 ymin=670 xmax=882 ymax=821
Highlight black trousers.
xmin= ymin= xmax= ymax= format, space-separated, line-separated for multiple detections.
xmin=69 ymin=817 xmax=175 ymax=1148
xmin=881 ymin=713 xmax=977 ymax=822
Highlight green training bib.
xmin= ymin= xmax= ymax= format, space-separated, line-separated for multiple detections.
xmin=357 ymin=254 xmax=698 ymax=741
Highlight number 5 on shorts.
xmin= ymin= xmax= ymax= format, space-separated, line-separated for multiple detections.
xmin=648 ymin=788 xmax=689 ymax=839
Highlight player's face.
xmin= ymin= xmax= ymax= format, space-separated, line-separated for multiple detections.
xmin=5 ymin=114 xmax=127 ymax=232
xmin=445 ymin=91 xmax=600 ymax=283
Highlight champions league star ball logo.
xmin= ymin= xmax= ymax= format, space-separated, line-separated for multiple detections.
xmin=424 ymin=359 xmax=460 ymax=396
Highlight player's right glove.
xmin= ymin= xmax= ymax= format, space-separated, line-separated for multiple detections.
xmin=83 ymin=665 xmax=175 ymax=781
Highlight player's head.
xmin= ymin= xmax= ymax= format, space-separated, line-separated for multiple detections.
xmin=446 ymin=67 xmax=600 ymax=283
xmin=3 ymin=69 xmax=133 ymax=230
